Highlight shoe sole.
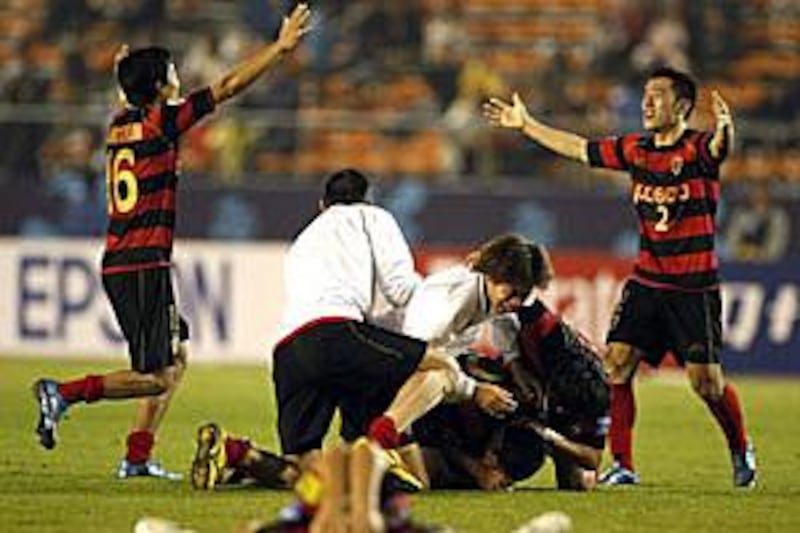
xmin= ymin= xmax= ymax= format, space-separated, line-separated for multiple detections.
xmin=191 ymin=424 xmax=221 ymax=489
xmin=32 ymin=380 xmax=56 ymax=450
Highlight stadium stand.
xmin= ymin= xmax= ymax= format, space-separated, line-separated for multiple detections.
xmin=0 ymin=0 xmax=797 ymax=185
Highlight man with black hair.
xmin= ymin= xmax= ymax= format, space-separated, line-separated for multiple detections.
xmin=32 ymin=4 xmax=311 ymax=479
xmin=484 ymin=66 xmax=757 ymax=488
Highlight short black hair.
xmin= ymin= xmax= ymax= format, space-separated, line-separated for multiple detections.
xmin=322 ymin=168 xmax=371 ymax=207
xmin=497 ymin=426 xmax=545 ymax=482
xmin=117 ymin=47 xmax=171 ymax=107
xmin=648 ymin=66 xmax=697 ymax=118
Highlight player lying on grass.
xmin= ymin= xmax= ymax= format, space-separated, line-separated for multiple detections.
xmin=413 ymin=300 xmax=609 ymax=492
xmin=32 ymin=4 xmax=311 ymax=480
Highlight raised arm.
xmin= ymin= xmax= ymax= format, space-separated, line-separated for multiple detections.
xmin=210 ymin=3 xmax=311 ymax=105
xmin=483 ymin=92 xmax=589 ymax=164
xmin=710 ymin=89 xmax=734 ymax=160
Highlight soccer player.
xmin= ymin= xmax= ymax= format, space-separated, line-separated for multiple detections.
xmin=32 ymin=3 xmax=312 ymax=478
xmin=366 ymin=234 xmax=550 ymax=451
xmin=412 ymin=294 xmax=609 ymax=491
xmin=484 ymin=67 xmax=757 ymax=487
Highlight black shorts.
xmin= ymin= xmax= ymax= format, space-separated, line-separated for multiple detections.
xmin=102 ymin=268 xmax=189 ymax=374
xmin=419 ymin=423 xmax=545 ymax=489
xmin=272 ymin=320 xmax=427 ymax=455
xmin=607 ymin=279 xmax=722 ymax=366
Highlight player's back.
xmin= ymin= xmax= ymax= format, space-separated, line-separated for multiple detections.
xmin=516 ymin=301 xmax=609 ymax=446
xmin=402 ymin=265 xmax=486 ymax=345
xmin=277 ymin=203 xmax=416 ymax=339
xmin=102 ymin=89 xmax=215 ymax=275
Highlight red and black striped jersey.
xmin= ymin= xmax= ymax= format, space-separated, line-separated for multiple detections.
xmin=587 ymin=129 xmax=727 ymax=291
xmin=516 ymin=302 xmax=608 ymax=451
xmin=102 ymin=88 xmax=215 ymax=274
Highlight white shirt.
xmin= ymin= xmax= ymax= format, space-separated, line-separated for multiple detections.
xmin=276 ymin=204 xmax=420 ymax=341
xmin=402 ymin=265 xmax=490 ymax=346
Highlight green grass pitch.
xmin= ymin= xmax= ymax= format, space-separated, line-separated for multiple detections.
xmin=2 ymin=357 xmax=799 ymax=532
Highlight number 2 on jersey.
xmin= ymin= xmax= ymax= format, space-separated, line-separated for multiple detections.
xmin=655 ymin=205 xmax=670 ymax=232
xmin=106 ymin=148 xmax=138 ymax=215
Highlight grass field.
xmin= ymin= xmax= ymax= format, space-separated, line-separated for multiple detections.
xmin=2 ymin=357 xmax=799 ymax=533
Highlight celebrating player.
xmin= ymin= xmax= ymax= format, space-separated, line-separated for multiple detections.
xmin=484 ymin=67 xmax=756 ymax=487
xmin=32 ymin=4 xmax=312 ymax=479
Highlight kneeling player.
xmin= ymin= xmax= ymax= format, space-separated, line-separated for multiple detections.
xmin=413 ymin=300 xmax=610 ymax=491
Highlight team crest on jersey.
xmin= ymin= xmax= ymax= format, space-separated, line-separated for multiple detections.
xmin=671 ymin=156 xmax=684 ymax=176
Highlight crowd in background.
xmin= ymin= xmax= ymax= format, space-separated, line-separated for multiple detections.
xmin=0 ymin=0 xmax=797 ymax=259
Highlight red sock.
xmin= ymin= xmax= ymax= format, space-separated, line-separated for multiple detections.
xmin=703 ymin=384 xmax=748 ymax=453
xmin=224 ymin=437 xmax=252 ymax=468
xmin=609 ymin=382 xmax=636 ymax=470
xmin=57 ymin=375 xmax=104 ymax=404
xmin=367 ymin=415 xmax=400 ymax=449
xmin=126 ymin=430 xmax=155 ymax=464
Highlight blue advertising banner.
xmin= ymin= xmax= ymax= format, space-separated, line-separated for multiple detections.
xmin=721 ymin=261 xmax=800 ymax=374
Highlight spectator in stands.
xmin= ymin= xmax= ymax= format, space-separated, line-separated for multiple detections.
xmin=725 ymin=182 xmax=790 ymax=263
xmin=631 ymin=4 xmax=691 ymax=74
xmin=442 ymin=59 xmax=504 ymax=176
xmin=686 ymin=1 xmax=742 ymax=75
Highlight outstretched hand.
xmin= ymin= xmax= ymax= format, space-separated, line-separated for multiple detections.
xmin=483 ymin=93 xmax=530 ymax=130
xmin=277 ymin=3 xmax=312 ymax=52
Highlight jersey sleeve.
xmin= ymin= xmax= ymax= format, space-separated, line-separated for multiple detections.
xmin=402 ymin=280 xmax=470 ymax=344
xmin=160 ymin=87 xmax=216 ymax=141
xmin=586 ymin=134 xmax=633 ymax=171
xmin=694 ymin=130 xmax=728 ymax=175
xmin=369 ymin=208 xmax=421 ymax=309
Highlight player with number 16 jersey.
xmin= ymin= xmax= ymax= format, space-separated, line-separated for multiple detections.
xmin=32 ymin=4 xmax=313 ymax=480
xmin=102 ymin=86 xmax=214 ymax=274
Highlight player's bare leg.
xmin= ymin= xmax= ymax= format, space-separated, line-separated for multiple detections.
xmin=310 ymin=445 xmax=348 ymax=533
xmin=33 ymin=366 xmax=176 ymax=451
xmin=118 ymin=343 xmax=187 ymax=480
xmin=133 ymin=343 xmax=188 ymax=432
xmin=367 ymin=349 xmax=460 ymax=449
xmin=385 ymin=370 xmax=453 ymax=435
xmin=368 ymin=347 xmax=517 ymax=450
xmin=687 ymin=362 xmax=756 ymax=487
xmin=349 ymin=438 xmax=389 ymax=533
xmin=600 ymin=342 xmax=642 ymax=486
